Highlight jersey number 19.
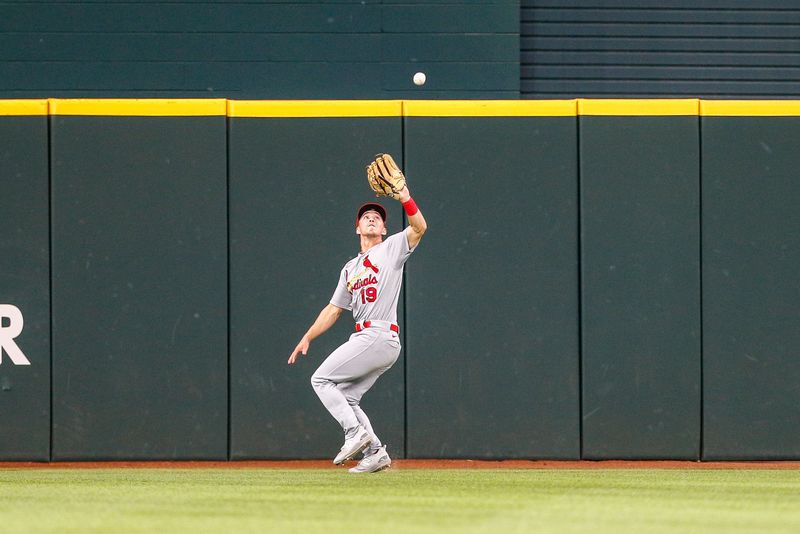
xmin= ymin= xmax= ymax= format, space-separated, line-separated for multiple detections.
xmin=360 ymin=287 xmax=377 ymax=304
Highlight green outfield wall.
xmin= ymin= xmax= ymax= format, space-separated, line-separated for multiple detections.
xmin=49 ymin=100 xmax=229 ymax=460
xmin=0 ymin=100 xmax=50 ymax=460
xmin=1 ymin=99 xmax=799 ymax=461
xmin=402 ymin=101 xmax=580 ymax=459
xmin=700 ymin=101 xmax=800 ymax=460
xmin=227 ymin=101 xmax=406 ymax=459
xmin=579 ymin=100 xmax=701 ymax=459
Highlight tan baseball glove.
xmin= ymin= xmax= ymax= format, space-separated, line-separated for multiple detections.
xmin=366 ymin=153 xmax=406 ymax=199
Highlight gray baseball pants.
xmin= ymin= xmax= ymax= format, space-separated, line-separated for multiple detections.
xmin=311 ymin=325 xmax=401 ymax=448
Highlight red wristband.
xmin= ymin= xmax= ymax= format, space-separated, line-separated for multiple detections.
xmin=402 ymin=197 xmax=419 ymax=216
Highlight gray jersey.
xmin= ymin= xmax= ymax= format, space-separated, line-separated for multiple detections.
xmin=330 ymin=228 xmax=416 ymax=323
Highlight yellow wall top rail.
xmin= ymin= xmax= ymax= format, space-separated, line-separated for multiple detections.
xmin=578 ymin=99 xmax=699 ymax=116
xmin=228 ymin=100 xmax=402 ymax=117
xmin=0 ymin=99 xmax=48 ymax=115
xmin=49 ymin=99 xmax=227 ymax=116
xmin=2 ymin=99 xmax=800 ymax=117
xmin=700 ymin=100 xmax=800 ymax=116
xmin=403 ymin=100 xmax=577 ymax=117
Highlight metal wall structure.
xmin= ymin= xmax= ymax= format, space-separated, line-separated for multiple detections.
xmin=0 ymin=100 xmax=50 ymax=460
xmin=1 ymin=99 xmax=800 ymax=460
xmin=0 ymin=1 xmax=519 ymax=99
xmin=521 ymin=1 xmax=800 ymax=98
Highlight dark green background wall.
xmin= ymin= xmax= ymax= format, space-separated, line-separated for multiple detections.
xmin=580 ymin=114 xmax=701 ymax=459
xmin=50 ymin=113 xmax=228 ymax=460
xmin=5 ymin=1 xmax=800 ymax=100
xmin=702 ymin=115 xmax=800 ymax=460
xmin=2 ymin=99 xmax=800 ymax=461
xmin=0 ymin=1 xmax=519 ymax=99
xmin=404 ymin=114 xmax=579 ymax=459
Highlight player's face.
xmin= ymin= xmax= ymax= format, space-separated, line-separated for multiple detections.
xmin=357 ymin=210 xmax=386 ymax=237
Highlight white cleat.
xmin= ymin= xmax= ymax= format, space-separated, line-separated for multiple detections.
xmin=333 ymin=426 xmax=374 ymax=465
xmin=349 ymin=445 xmax=391 ymax=473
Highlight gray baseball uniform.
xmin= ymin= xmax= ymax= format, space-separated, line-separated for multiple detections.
xmin=311 ymin=227 xmax=417 ymax=449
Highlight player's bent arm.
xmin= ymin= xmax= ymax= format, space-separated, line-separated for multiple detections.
xmin=288 ymin=304 xmax=346 ymax=364
xmin=397 ymin=186 xmax=427 ymax=249
xmin=304 ymin=303 xmax=345 ymax=342
xmin=405 ymin=209 xmax=427 ymax=249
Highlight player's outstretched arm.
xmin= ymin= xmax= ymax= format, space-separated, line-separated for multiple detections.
xmin=288 ymin=303 xmax=345 ymax=364
xmin=397 ymin=186 xmax=427 ymax=249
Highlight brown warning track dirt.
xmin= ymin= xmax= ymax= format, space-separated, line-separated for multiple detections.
xmin=1 ymin=460 xmax=799 ymax=470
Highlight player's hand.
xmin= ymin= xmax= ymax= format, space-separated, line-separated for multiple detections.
xmin=288 ymin=337 xmax=310 ymax=365
xmin=397 ymin=186 xmax=411 ymax=203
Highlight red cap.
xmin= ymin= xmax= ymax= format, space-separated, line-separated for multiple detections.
xmin=356 ymin=203 xmax=387 ymax=226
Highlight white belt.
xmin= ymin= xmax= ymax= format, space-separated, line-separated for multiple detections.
xmin=355 ymin=320 xmax=399 ymax=333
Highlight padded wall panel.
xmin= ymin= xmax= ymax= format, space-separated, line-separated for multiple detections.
xmin=702 ymin=114 xmax=800 ymax=460
xmin=50 ymin=109 xmax=228 ymax=460
xmin=0 ymin=106 xmax=50 ymax=460
xmin=580 ymin=112 xmax=701 ymax=459
xmin=404 ymin=107 xmax=580 ymax=459
xmin=229 ymin=107 xmax=404 ymax=458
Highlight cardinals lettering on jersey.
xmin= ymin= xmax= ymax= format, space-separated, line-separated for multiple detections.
xmin=346 ymin=255 xmax=380 ymax=293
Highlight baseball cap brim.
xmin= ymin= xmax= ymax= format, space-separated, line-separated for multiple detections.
xmin=356 ymin=202 xmax=387 ymax=225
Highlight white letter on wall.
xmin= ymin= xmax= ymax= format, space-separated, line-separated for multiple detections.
xmin=0 ymin=304 xmax=31 ymax=365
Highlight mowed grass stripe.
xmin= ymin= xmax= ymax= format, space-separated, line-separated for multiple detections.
xmin=1 ymin=469 xmax=799 ymax=533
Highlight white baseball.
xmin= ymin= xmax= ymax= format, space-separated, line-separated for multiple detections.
xmin=413 ymin=72 xmax=426 ymax=86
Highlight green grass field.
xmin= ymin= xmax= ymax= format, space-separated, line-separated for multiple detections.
xmin=2 ymin=468 xmax=800 ymax=532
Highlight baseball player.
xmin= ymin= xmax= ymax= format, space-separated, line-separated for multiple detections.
xmin=288 ymin=155 xmax=426 ymax=473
